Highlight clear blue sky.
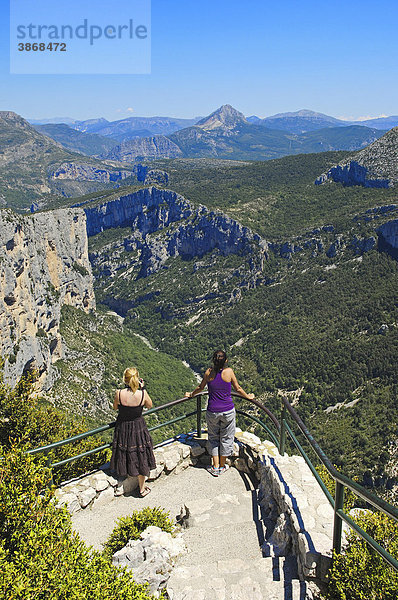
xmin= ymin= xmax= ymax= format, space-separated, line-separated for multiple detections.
xmin=1 ymin=0 xmax=397 ymax=121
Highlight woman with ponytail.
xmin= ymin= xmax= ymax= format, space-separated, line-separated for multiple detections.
xmin=110 ymin=367 xmax=156 ymax=497
xmin=185 ymin=350 xmax=254 ymax=477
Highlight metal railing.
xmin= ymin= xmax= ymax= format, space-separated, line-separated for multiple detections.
xmin=279 ymin=398 xmax=398 ymax=572
xmin=27 ymin=390 xmax=398 ymax=572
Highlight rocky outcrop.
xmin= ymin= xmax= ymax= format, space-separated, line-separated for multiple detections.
xmin=103 ymin=136 xmax=182 ymax=162
xmin=113 ymin=526 xmax=187 ymax=596
xmin=315 ymin=127 xmax=398 ymax=187
xmin=51 ymin=162 xmax=131 ymax=183
xmin=84 ymin=187 xmax=192 ymax=236
xmin=378 ymin=219 xmax=398 ymax=259
xmin=133 ymin=164 xmax=169 ymax=186
xmin=0 ymin=207 xmax=95 ymax=386
xmin=86 ymin=187 xmax=268 ymax=305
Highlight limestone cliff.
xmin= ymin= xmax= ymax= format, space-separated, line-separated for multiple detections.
xmin=0 ymin=111 xmax=135 ymax=210
xmin=103 ymin=136 xmax=182 ymax=162
xmin=315 ymin=127 xmax=398 ymax=187
xmin=85 ymin=186 xmax=267 ymax=270
xmin=378 ymin=219 xmax=398 ymax=259
xmin=0 ymin=207 xmax=95 ymax=386
xmin=51 ymin=162 xmax=132 ymax=183
xmin=85 ymin=187 xmax=268 ymax=314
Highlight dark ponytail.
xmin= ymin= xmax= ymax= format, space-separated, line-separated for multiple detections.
xmin=212 ymin=350 xmax=227 ymax=372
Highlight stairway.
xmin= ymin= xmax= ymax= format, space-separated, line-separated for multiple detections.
xmin=167 ymin=472 xmax=312 ymax=600
xmin=71 ymin=449 xmax=317 ymax=599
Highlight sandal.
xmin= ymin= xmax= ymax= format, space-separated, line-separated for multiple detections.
xmin=138 ymin=486 xmax=151 ymax=497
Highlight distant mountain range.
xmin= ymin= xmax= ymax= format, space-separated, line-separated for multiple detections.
xmin=31 ymin=115 xmax=201 ymax=142
xmin=29 ymin=107 xmax=398 ymax=137
xmin=27 ymin=105 xmax=389 ymax=163
xmin=0 ymin=111 xmax=135 ymax=210
xmin=1 ymin=106 xmax=393 ymax=204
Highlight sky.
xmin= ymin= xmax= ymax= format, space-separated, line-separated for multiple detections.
xmin=0 ymin=0 xmax=397 ymax=122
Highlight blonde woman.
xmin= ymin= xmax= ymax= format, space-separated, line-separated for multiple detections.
xmin=110 ymin=367 xmax=156 ymax=497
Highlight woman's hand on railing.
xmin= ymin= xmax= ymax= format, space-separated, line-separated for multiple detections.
xmin=184 ymin=392 xmax=193 ymax=398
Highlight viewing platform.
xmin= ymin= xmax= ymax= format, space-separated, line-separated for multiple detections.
xmin=68 ymin=430 xmax=331 ymax=599
xmin=35 ymin=392 xmax=397 ymax=599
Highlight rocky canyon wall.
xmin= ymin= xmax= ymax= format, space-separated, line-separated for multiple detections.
xmin=0 ymin=207 xmax=95 ymax=386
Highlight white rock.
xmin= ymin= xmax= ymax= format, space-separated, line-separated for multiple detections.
xmin=92 ymin=485 xmax=115 ymax=507
xmin=316 ymin=503 xmax=334 ymax=519
xmin=163 ymin=450 xmax=181 ymax=472
xmin=106 ymin=474 xmax=119 ymax=487
xmin=89 ymin=473 xmax=110 ymax=492
xmin=176 ymin=443 xmax=190 ymax=459
xmin=153 ymin=448 xmax=165 ymax=465
xmin=56 ymin=492 xmax=80 ymax=514
xmin=147 ymin=464 xmax=165 ymax=481
xmin=190 ymin=445 xmax=205 ymax=458
xmin=239 ymin=432 xmax=262 ymax=446
xmin=78 ymin=487 xmax=97 ymax=508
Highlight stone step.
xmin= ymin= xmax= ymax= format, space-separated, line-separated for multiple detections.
xmin=178 ymin=488 xmax=266 ymax=566
xmin=181 ymin=489 xmax=259 ymax=528
xmin=167 ymin=556 xmax=311 ymax=600
xmin=178 ymin=521 xmax=265 ymax=567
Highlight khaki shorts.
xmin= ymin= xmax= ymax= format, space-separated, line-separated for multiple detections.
xmin=206 ymin=408 xmax=236 ymax=456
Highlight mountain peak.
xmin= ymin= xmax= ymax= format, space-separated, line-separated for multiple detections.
xmin=196 ymin=105 xmax=247 ymax=131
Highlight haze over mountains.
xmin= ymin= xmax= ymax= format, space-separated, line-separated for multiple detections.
xmin=27 ymin=104 xmax=393 ymax=163
xmin=30 ymin=107 xmax=398 ymax=134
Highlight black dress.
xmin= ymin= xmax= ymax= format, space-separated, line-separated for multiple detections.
xmin=110 ymin=388 xmax=156 ymax=478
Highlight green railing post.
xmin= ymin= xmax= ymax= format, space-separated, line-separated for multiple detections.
xmin=196 ymin=395 xmax=202 ymax=438
xmin=333 ymin=481 xmax=345 ymax=554
xmin=44 ymin=450 xmax=53 ymax=487
xmin=279 ymin=404 xmax=286 ymax=455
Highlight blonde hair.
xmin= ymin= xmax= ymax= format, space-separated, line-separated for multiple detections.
xmin=123 ymin=367 xmax=139 ymax=393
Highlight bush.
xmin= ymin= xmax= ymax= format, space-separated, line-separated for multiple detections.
xmin=0 ymin=363 xmax=109 ymax=484
xmin=103 ymin=508 xmax=175 ymax=560
xmin=326 ymin=511 xmax=398 ymax=600
xmin=316 ymin=464 xmax=357 ymax=512
xmin=0 ymin=447 xmax=156 ymax=600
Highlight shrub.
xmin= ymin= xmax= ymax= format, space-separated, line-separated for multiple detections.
xmin=316 ymin=464 xmax=357 ymax=512
xmin=0 ymin=447 xmax=155 ymax=600
xmin=0 ymin=363 xmax=109 ymax=485
xmin=103 ymin=508 xmax=175 ymax=560
xmin=326 ymin=511 xmax=398 ymax=600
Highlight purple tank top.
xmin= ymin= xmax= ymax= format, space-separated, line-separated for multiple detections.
xmin=207 ymin=371 xmax=234 ymax=413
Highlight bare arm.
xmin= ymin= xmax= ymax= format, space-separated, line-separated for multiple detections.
xmin=230 ymin=370 xmax=255 ymax=400
xmin=185 ymin=369 xmax=210 ymax=398
xmin=143 ymin=390 xmax=153 ymax=409
xmin=113 ymin=390 xmax=120 ymax=410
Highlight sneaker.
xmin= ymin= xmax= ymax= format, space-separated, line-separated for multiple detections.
xmin=207 ymin=466 xmax=219 ymax=477
xmin=218 ymin=465 xmax=230 ymax=475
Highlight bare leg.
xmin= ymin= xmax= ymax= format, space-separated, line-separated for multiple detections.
xmin=219 ymin=455 xmax=227 ymax=468
xmin=138 ymin=474 xmax=146 ymax=493
xmin=212 ymin=454 xmax=220 ymax=468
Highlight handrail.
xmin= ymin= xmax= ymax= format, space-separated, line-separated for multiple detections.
xmin=279 ymin=395 xmax=398 ymax=572
xmin=280 ymin=397 xmax=398 ymax=523
xmin=26 ymin=389 xmax=397 ymax=573
xmin=26 ymin=391 xmax=277 ymax=457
